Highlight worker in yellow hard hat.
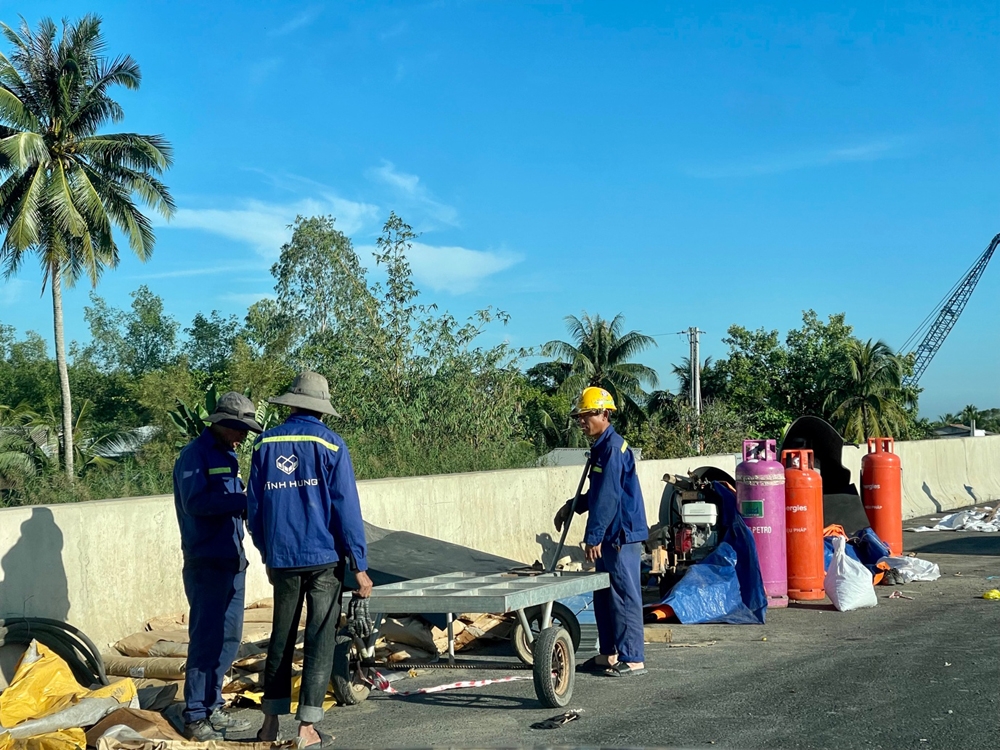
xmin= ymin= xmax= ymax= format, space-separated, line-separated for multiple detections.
xmin=553 ymin=386 xmax=648 ymax=677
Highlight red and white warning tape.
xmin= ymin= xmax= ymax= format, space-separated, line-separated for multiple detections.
xmin=371 ymin=670 xmax=533 ymax=697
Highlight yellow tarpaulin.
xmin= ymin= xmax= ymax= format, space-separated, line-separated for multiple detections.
xmin=0 ymin=641 xmax=137 ymax=728
xmin=237 ymin=675 xmax=336 ymax=712
xmin=0 ymin=729 xmax=86 ymax=750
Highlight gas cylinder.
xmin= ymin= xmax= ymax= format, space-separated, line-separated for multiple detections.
xmin=861 ymin=438 xmax=903 ymax=555
xmin=736 ymin=439 xmax=787 ymax=608
xmin=782 ymin=449 xmax=825 ymax=601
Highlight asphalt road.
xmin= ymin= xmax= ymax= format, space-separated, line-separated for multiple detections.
xmin=232 ymin=508 xmax=1000 ymax=749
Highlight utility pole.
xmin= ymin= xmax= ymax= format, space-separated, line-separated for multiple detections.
xmin=686 ymin=327 xmax=704 ymax=416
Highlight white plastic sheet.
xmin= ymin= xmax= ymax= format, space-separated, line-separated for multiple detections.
xmin=877 ymin=555 xmax=941 ymax=582
xmin=907 ymin=507 xmax=999 ymax=533
xmin=824 ymin=537 xmax=878 ymax=612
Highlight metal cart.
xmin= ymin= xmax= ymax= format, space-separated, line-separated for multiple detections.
xmin=333 ymin=570 xmax=610 ymax=708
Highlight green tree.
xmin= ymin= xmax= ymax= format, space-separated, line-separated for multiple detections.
xmin=0 ymin=403 xmax=46 ymax=492
xmin=785 ymin=311 xmax=854 ymax=418
xmin=713 ymin=325 xmax=792 ymax=436
xmin=824 ymin=339 xmax=912 ymax=442
xmin=670 ymin=356 xmax=723 ymax=404
xmin=541 ymin=312 xmax=659 ymax=430
xmin=82 ymin=287 xmax=179 ymax=377
xmin=272 ymin=215 xmax=375 ymax=342
xmin=0 ymin=16 xmax=174 ymax=478
xmin=184 ymin=311 xmax=240 ymax=376
xmin=0 ymin=329 xmax=57 ymax=409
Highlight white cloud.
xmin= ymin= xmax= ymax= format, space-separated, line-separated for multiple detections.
xmin=0 ymin=278 xmax=28 ymax=307
xmin=359 ymin=241 xmax=522 ymax=294
xmin=269 ymin=7 xmax=322 ymax=36
xmin=368 ymin=161 xmax=459 ymax=227
xmin=685 ymin=137 xmax=913 ymax=179
xmin=167 ymin=197 xmax=379 ymax=256
xmin=220 ymin=291 xmax=276 ymax=306
xmin=129 ymin=264 xmax=268 ymax=281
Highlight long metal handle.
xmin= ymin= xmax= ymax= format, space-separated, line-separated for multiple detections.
xmin=547 ymin=456 xmax=593 ymax=573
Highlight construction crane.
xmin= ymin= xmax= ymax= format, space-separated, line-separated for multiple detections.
xmin=900 ymin=232 xmax=999 ymax=387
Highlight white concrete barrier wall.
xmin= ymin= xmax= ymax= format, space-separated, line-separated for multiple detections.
xmin=0 ymin=436 xmax=997 ymax=646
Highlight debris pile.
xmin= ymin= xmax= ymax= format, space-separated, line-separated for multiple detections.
xmin=906 ymin=506 xmax=1000 ymax=533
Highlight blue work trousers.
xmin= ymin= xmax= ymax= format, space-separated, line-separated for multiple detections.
xmin=594 ymin=541 xmax=645 ymax=663
xmin=182 ymin=565 xmax=246 ymax=723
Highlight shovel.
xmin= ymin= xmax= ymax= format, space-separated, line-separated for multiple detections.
xmin=547 ymin=455 xmax=592 ymax=573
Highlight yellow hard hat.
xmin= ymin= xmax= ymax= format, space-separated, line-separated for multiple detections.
xmin=571 ymin=387 xmax=617 ymax=416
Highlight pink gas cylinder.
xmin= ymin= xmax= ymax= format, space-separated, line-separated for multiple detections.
xmin=737 ymin=439 xmax=788 ymax=608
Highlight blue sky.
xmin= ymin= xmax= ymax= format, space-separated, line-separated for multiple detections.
xmin=2 ymin=1 xmax=999 ymax=419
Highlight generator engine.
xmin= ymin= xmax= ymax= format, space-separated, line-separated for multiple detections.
xmin=649 ymin=468 xmax=732 ymax=597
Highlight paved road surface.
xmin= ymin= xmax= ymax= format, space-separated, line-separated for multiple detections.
xmin=232 ymin=508 xmax=1000 ymax=749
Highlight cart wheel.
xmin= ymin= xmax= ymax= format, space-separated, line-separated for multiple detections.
xmin=512 ymin=603 xmax=582 ymax=666
xmin=532 ymin=626 xmax=575 ymax=708
xmin=332 ymin=633 xmax=371 ymax=705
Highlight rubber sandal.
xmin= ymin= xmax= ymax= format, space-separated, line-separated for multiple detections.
xmin=531 ymin=709 xmax=583 ymax=729
xmin=298 ymin=730 xmax=335 ymax=750
xmin=604 ymin=662 xmax=647 ymax=677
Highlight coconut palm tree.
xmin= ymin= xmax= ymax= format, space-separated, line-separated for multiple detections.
xmin=824 ymin=339 xmax=912 ymax=442
xmin=541 ymin=312 xmax=659 ymax=429
xmin=0 ymin=403 xmax=47 ymax=491
xmin=0 ymin=16 xmax=174 ymax=479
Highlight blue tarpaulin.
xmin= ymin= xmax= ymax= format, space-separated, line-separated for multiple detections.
xmin=662 ymin=481 xmax=767 ymax=624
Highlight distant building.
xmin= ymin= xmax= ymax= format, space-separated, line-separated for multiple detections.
xmin=931 ymin=423 xmax=991 ymax=439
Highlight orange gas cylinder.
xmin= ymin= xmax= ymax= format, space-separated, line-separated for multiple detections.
xmin=782 ymin=449 xmax=825 ymax=601
xmin=861 ymin=438 xmax=903 ymax=555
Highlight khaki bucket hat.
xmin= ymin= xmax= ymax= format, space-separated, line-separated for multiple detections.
xmin=269 ymin=371 xmax=341 ymax=417
xmin=205 ymin=391 xmax=264 ymax=433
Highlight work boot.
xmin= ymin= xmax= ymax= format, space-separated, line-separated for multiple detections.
xmin=210 ymin=710 xmax=253 ymax=733
xmin=184 ymin=719 xmax=223 ymax=741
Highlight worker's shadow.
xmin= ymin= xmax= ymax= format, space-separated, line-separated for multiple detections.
xmin=535 ymin=533 xmax=586 ymax=570
xmin=0 ymin=506 xmax=70 ymax=620
xmin=0 ymin=507 xmax=70 ymax=685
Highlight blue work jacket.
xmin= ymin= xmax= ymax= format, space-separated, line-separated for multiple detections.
xmin=247 ymin=414 xmax=368 ymax=572
xmin=173 ymin=429 xmax=247 ymax=570
xmin=576 ymin=425 xmax=648 ymax=546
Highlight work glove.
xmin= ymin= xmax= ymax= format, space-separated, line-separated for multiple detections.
xmin=553 ymin=499 xmax=574 ymax=533
xmin=346 ymin=594 xmax=373 ymax=640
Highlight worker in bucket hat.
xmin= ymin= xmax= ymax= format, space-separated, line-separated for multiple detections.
xmin=173 ymin=392 xmax=262 ymax=740
xmin=553 ymin=386 xmax=648 ymax=677
xmin=248 ymin=371 xmax=371 ymax=749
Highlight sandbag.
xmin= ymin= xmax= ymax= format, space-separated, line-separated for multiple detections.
xmin=114 ymin=633 xmax=189 ymax=658
xmin=379 ymin=618 xmax=437 ymax=654
xmin=102 ymin=657 xmax=186 ymax=682
xmin=824 ymin=537 xmax=878 ymax=612
xmin=145 ymin=643 xmax=187 ymax=659
xmin=85 ymin=708 xmax=185 ymax=746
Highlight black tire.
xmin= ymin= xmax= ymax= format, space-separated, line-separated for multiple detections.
xmin=332 ymin=633 xmax=371 ymax=705
xmin=511 ymin=602 xmax=581 ymax=666
xmin=532 ymin=626 xmax=575 ymax=708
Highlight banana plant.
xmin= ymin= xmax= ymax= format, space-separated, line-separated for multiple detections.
xmin=170 ymin=385 xmax=281 ymax=452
